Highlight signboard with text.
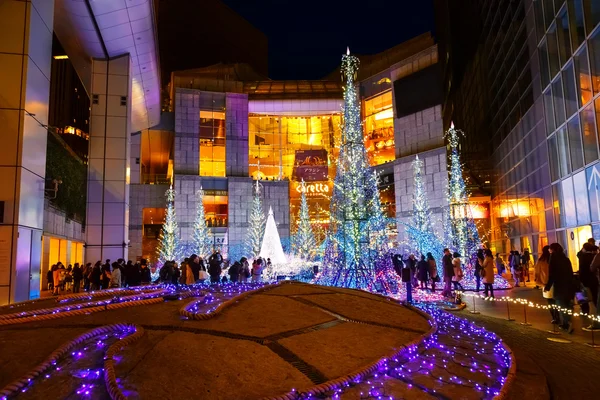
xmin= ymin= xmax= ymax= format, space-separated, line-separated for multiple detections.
xmin=293 ymin=150 xmax=328 ymax=182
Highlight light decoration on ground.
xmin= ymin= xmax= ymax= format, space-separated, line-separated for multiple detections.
xmin=444 ymin=123 xmax=480 ymax=258
xmin=460 ymin=292 xmax=600 ymax=325
xmin=157 ymin=186 xmax=181 ymax=265
xmin=318 ymin=48 xmax=389 ymax=291
xmin=286 ymin=302 xmax=512 ymax=399
xmin=192 ymin=187 xmax=213 ymax=258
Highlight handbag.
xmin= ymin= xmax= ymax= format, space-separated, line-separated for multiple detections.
xmin=542 ymin=285 xmax=554 ymax=299
xmin=198 ymin=270 xmax=209 ymax=280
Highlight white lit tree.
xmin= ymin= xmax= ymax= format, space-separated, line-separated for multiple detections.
xmin=245 ymin=180 xmax=266 ymax=258
xmin=157 ymin=186 xmax=181 ymax=264
xmin=407 ymin=155 xmax=435 ymax=253
xmin=294 ymin=180 xmax=316 ymax=260
xmin=192 ymin=188 xmax=213 ymax=259
xmin=260 ymin=206 xmax=287 ymax=264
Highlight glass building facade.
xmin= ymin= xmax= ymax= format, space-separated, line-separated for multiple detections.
xmin=437 ymin=0 xmax=600 ymax=268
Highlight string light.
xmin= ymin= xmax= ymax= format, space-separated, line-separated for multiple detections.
xmin=318 ymin=49 xmax=389 ymax=290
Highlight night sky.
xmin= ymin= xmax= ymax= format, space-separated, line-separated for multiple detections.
xmin=221 ymin=0 xmax=435 ymax=80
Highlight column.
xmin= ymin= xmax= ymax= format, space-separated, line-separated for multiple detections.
xmin=0 ymin=0 xmax=54 ymax=304
xmin=226 ymin=93 xmax=249 ymax=177
xmin=86 ymin=56 xmax=132 ymax=263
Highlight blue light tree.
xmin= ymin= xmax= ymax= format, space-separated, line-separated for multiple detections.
xmin=445 ymin=123 xmax=480 ymax=258
xmin=318 ymin=48 xmax=388 ymax=290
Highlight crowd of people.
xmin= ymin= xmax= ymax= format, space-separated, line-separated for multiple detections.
xmin=389 ymin=238 xmax=600 ymax=335
xmin=532 ymin=238 xmax=600 ymax=333
xmin=46 ymin=251 xmax=274 ymax=295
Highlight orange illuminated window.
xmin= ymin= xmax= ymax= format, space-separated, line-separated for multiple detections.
xmin=364 ymin=91 xmax=394 ymax=166
xmin=199 ymin=111 xmax=226 ymax=177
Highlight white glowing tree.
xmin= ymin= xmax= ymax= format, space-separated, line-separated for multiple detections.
xmin=294 ymin=180 xmax=316 ymax=260
xmin=260 ymin=206 xmax=287 ymax=264
xmin=157 ymin=186 xmax=181 ymax=264
xmin=192 ymin=188 xmax=213 ymax=259
xmin=245 ymin=180 xmax=266 ymax=258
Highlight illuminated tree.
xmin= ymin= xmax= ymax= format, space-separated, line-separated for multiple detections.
xmin=245 ymin=180 xmax=266 ymax=258
xmin=157 ymin=186 xmax=181 ymax=264
xmin=318 ymin=48 xmax=388 ymax=290
xmin=260 ymin=206 xmax=287 ymax=264
xmin=445 ymin=123 xmax=480 ymax=257
xmin=294 ymin=180 xmax=316 ymax=260
xmin=192 ymin=188 xmax=213 ymax=259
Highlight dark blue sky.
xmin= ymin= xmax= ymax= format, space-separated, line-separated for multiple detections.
xmin=222 ymin=0 xmax=435 ymax=80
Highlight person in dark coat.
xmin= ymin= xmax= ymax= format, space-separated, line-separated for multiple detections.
xmin=577 ymin=243 xmax=599 ymax=316
xmin=140 ymin=259 xmax=151 ymax=284
xmin=405 ymin=254 xmax=417 ymax=286
xmin=208 ymin=251 xmax=223 ymax=284
xmin=188 ymin=254 xmax=200 ymax=282
xmin=160 ymin=261 xmax=174 ymax=283
xmin=417 ymin=255 xmax=429 ymax=290
xmin=545 ymin=243 xmax=575 ymax=333
xmin=46 ymin=267 xmax=54 ymax=291
xmin=101 ymin=259 xmax=111 ymax=290
xmin=228 ymin=261 xmax=241 ymax=283
xmin=442 ymin=248 xmax=454 ymax=297
xmin=72 ymin=263 xmax=83 ymax=293
xmin=90 ymin=261 xmax=102 ymax=291
xmin=474 ymin=249 xmax=484 ymax=292
xmin=391 ymin=253 xmax=404 ymax=277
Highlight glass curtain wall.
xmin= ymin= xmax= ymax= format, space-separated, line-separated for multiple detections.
xmin=536 ymin=0 xmax=600 ymax=263
xmin=249 ymin=113 xmax=342 ymax=241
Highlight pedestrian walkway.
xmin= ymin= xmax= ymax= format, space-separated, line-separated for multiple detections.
xmin=457 ymin=280 xmax=600 ymax=399
xmin=461 ymin=282 xmax=600 ymax=346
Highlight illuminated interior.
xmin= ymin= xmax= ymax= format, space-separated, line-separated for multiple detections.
xmin=203 ymin=191 xmax=228 ymax=227
xmin=142 ymin=208 xmax=166 ymax=264
xmin=140 ymin=129 xmax=174 ymax=184
xmin=248 ymin=114 xmax=341 ymax=180
xmin=490 ymin=197 xmax=546 ymax=254
xmin=249 ymin=113 xmax=341 ymax=241
xmin=199 ymin=110 xmax=226 ymax=177
xmin=364 ymin=91 xmax=395 ymax=166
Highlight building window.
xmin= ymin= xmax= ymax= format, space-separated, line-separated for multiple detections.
xmin=574 ymin=170 xmax=591 ymax=224
xmin=562 ymin=62 xmax=578 ymax=117
xmin=203 ymin=191 xmax=228 ymax=227
xmin=199 ymin=110 xmax=225 ymax=177
xmin=561 ymin=177 xmax=578 ymax=226
xmin=574 ymin=45 xmax=593 ymax=106
xmin=567 ymin=115 xmax=584 ymax=170
xmin=552 ymin=76 xmax=567 ymax=126
xmin=581 ymin=102 xmax=599 ymax=164
xmin=140 ymin=130 xmax=173 ymax=184
xmin=589 ymin=28 xmax=600 ymax=95
xmin=248 ymin=114 xmax=341 ymax=181
xmin=586 ymin=163 xmax=600 ymax=221
xmin=583 ymin=0 xmax=600 ymax=35
xmin=142 ymin=208 xmax=166 ymax=264
xmin=364 ymin=91 xmax=394 ymax=166
xmin=557 ymin=126 xmax=572 ymax=176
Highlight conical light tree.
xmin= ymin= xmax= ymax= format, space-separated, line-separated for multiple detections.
xmin=260 ymin=206 xmax=287 ymax=264
xmin=445 ymin=123 xmax=480 ymax=257
xmin=192 ymin=188 xmax=213 ymax=259
xmin=157 ymin=186 xmax=181 ymax=264
xmin=405 ymin=154 xmax=442 ymax=256
xmin=319 ymin=48 xmax=388 ymax=290
xmin=294 ymin=180 xmax=316 ymax=260
xmin=245 ymin=180 xmax=266 ymax=258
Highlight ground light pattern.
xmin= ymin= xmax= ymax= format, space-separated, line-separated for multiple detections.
xmin=0 ymin=283 xmax=512 ymax=400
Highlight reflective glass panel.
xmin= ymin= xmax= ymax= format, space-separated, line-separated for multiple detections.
xmin=581 ymin=103 xmax=599 ymax=164
xmin=573 ymin=170 xmax=591 ymax=224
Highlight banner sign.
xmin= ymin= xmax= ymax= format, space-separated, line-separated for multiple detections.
xmin=293 ymin=150 xmax=328 ymax=182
